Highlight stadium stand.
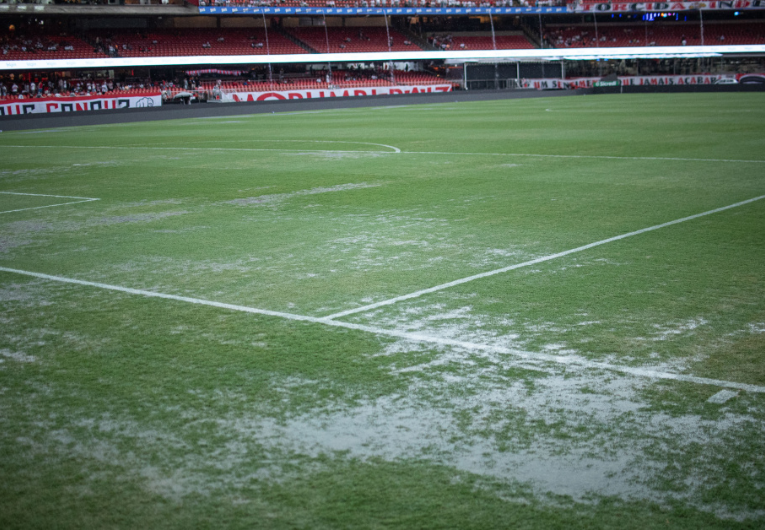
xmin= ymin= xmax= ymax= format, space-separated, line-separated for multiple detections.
xmin=195 ymin=68 xmax=445 ymax=91
xmin=98 ymin=28 xmax=306 ymax=57
xmin=285 ymin=27 xmax=420 ymax=53
xmin=203 ymin=1 xmax=530 ymax=7
xmin=1 ymin=31 xmax=104 ymax=61
xmin=430 ymin=34 xmax=535 ymax=50
xmin=546 ymin=22 xmax=765 ymax=48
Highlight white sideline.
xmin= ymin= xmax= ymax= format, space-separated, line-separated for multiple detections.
xmin=0 ymin=264 xmax=764 ymax=395
xmin=398 ymin=151 xmax=765 ymax=164
xmin=210 ymin=139 xmax=403 ymax=153
xmin=4 ymin=145 xmax=765 ymax=164
xmin=325 ymin=194 xmax=765 ymax=319
xmin=123 ymin=139 xmax=402 ymax=154
xmin=2 ymin=145 xmax=398 ymax=155
xmin=0 ymin=191 xmax=100 ymax=215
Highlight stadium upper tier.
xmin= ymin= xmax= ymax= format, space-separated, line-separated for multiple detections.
xmin=546 ymin=22 xmax=765 ymax=48
xmin=430 ymin=34 xmax=536 ymax=50
xmin=100 ymin=28 xmax=304 ymax=56
xmin=286 ymin=27 xmax=416 ymax=52
xmin=3 ymin=22 xmax=765 ymax=63
xmin=200 ymin=0 xmax=525 ymax=7
xmin=1 ymin=31 xmax=105 ymax=61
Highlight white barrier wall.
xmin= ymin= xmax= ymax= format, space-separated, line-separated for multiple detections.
xmin=0 ymin=93 xmax=162 ymax=116
xmin=223 ymin=84 xmax=452 ymax=102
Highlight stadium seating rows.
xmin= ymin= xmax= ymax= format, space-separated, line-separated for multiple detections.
xmin=1 ymin=33 xmax=104 ymax=61
xmin=3 ymin=22 xmax=764 ymax=64
xmin=547 ymin=22 xmax=765 ymax=48
xmin=435 ymin=35 xmax=535 ymax=50
xmin=0 ymin=88 xmax=160 ymax=101
xmin=0 ymin=69 xmax=447 ymax=101
xmin=101 ymin=28 xmax=305 ymax=56
xmin=198 ymin=69 xmax=446 ymax=91
xmin=285 ymin=27 xmax=418 ymax=52
xmin=205 ymin=0 xmax=529 ymax=7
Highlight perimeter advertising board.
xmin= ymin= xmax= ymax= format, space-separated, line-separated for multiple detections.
xmin=521 ymin=74 xmax=743 ymax=89
xmin=223 ymin=84 xmax=452 ymax=102
xmin=0 ymin=93 xmax=162 ymax=116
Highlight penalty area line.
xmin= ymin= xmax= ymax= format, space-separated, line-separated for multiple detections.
xmin=326 ymin=193 xmax=765 ymax=320
xmin=0 ymin=265 xmax=764 ymax=394
xmin=0 ymin=191 xmax=100 ymax=215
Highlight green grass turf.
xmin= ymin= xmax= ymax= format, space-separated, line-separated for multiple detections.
xmin=1 ymin=92 xmax=764 ymax=528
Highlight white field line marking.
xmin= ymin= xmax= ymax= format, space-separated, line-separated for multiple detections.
xmin=1 ymin=265 xmax=764 ymax=394
xmin=326 ymin=194 xmax=765 ymax=319
xmin=158 ymin=139 xmax=402 ymax=154
xmin=256 ymin=140 xmax=402 ymax=153
xmin=0 ymin=191 xmax=99 ymax=200
xmin=2 ymin=145 xmax=397 ymax=155
xmin=397 ymin=151 xmax=765 ymax=164
xmin=3 ymin=145 xmax=765 ymax=164
xmin=0 ymin=191 xmax=100 ymax=215
xmin=707 ymin=389 xmax=739 ymax=404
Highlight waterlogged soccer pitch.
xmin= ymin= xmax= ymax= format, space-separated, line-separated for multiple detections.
xmin=1 ymin=93 xmax=764 ymax=528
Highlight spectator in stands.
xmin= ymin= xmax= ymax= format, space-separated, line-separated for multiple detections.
xmin=11 ymin=82 xmax=18 ymax=95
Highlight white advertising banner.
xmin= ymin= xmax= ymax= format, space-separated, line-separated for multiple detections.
xmin=0 ymin=93 xmax=162 ymax=116
xmin=223 ymin=84 xmax=453 ymax=102
xmin=573 ymin=0 xmax=765 ymax=12
xmin=520 ymin=74 xmax=743 ymax=89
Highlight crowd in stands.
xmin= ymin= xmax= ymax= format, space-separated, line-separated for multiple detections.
xmin=1 ymin=0 xmax=563 ymax=4
xmin=0 ymin=66 xmax=446 ymax=101
xmin=199 ymin=0 xmax=558 ymax=7
xmin=1 ymin=26 xmax=422 ymax=58
xmin=96 ymin=28 xmax=304 ymax=56
xmin=1 ymin=29 xmax=103 ymax=60
xmin=4 ymin=21 xmax=765 ymax=65
xmin=0 ymin=0 xmax=185 ymax=5
xmin=286 ymin=27 xmax=416 ymax=52
xmin=429 ymin=33 xmax=534 ymax=49
xmin=545 ymin=22 xmax=765 ymax=48
xmin=0 ymin=75 xmax=160 ymax=100
xmin=199 ymin=67 xmax=444 ymax=90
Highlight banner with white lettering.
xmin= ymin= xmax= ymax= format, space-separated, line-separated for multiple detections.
xmin=0 ymin=93 xmax=162 ymax=117
xmin=223 ymin=84 xmax=452 ymax=103
xmin=519 ymin=74 xmax=760 ymax=89
xmin=573 ymin=0 xmax=765 ymax=12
